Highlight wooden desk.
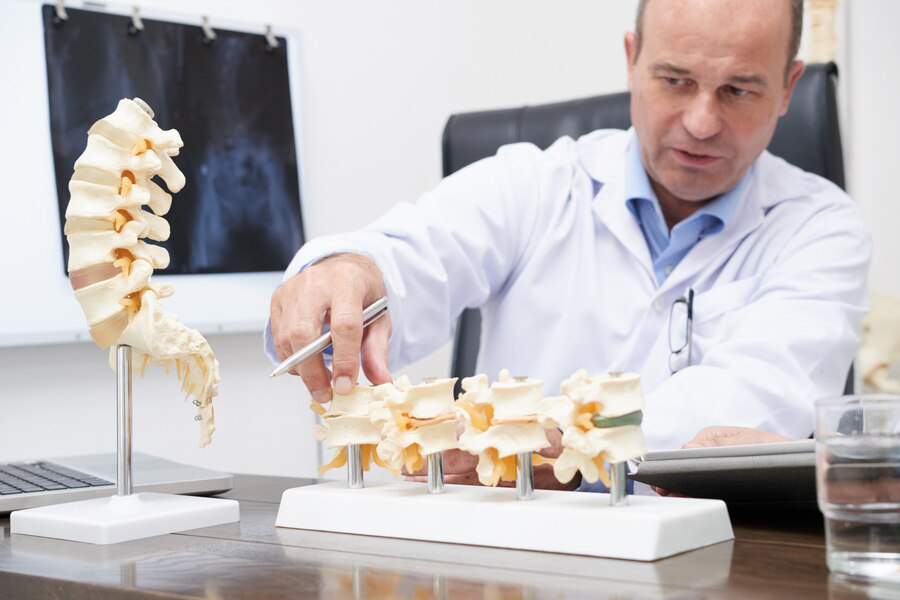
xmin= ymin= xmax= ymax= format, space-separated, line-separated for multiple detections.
xmin=0 ymin=475 xmax=880 ymax=598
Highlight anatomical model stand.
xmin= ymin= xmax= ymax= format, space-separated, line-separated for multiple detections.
xmin=277 ymin=370 xmax=734 ymax=560
xmin=11 ymin=340 xmax=239 ymax=544
xmin=11 ymin=99 xmax=238 ymax=544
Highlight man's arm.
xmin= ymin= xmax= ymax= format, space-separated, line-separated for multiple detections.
xmin=643 ymin=196 xmax=871 ymax=449
xmin=269 ymin=142 xmax=559 ymax=401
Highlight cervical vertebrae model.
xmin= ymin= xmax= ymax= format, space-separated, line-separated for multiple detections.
xmin=311 ymin=370 xmax=648 ymax=489
xmin=372 ymin=376 xmax=460 ymax=475
xmin=456 ymin=370 xmax=570 ymax=487
xmin=313 ymin=385 xmax=389 ymax=473
xmin=65 ymin=98 xmax=220 ymax=447
xmin=553 ymin=370 xmax=647 ymax=487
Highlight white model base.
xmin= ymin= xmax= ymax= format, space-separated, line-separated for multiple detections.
xmin=276 ymin=481 xmax=733 ymax=561
xmin=10 ymin=492 xmax=240 ymax=545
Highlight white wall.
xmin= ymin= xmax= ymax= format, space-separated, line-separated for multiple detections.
xmin=841 ymin=0 xmax=900 ymax=297
xmin=2 ymin=0 xmax=896 ymax=477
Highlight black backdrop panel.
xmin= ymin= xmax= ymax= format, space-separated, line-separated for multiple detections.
xmin=43 ymin=5 xmax=304 ymax=274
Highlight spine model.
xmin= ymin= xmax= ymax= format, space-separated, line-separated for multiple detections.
xmin=65 ymin=98 xmax=220 ymax=447
xmin=553 ymin=369 xmax=647 ymax=487
xmin=371 ymin=376 xmax=459 ymax=475
xmin=456 ymin=370 xmax=570 ymax=486
xmin=313 ymin=385 xmax=390 ymax=473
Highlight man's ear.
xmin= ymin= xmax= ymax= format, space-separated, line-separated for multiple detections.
xmin=779 ymin=60 xmax=805 ymax=116
xmin=624 ymin=32 xmax=639 ymax=91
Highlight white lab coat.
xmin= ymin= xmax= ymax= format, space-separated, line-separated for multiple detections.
xmin=273 ymin=128 xmax=870 ymax=450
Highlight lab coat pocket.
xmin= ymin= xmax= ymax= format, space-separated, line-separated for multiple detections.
xmin=691 ymin=277 xmax=761 ymax=324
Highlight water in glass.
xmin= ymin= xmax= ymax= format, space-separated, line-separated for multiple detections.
xmin=818 ymin=434 xmax=900 ymax=581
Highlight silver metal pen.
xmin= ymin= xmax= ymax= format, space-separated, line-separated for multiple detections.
xmin=270 ymin=296 xmax=389 ymax=378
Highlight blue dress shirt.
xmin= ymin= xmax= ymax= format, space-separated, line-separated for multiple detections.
xmin=622 ymin=138 xmax=748 ymax=284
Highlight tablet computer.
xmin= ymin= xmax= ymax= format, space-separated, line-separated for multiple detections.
xmin=630 ymin=440 xmax=816 ymax=509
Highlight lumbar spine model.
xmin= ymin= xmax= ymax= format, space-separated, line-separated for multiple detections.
xmin=371 ymin=376 xmax=460 ymax=475
xmin=65 ymin=98 xmax=220 ymax=447
xmin=313 ymin=385 xmax=391 ymax=473
xmin=456 ymin=370 xmax=570 ymax=487
xmin=553 ymin=370 xmax=647 ymax=487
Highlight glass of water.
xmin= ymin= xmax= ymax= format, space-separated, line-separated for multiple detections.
xmin=816 ymin=394 xmax=900 ymax=581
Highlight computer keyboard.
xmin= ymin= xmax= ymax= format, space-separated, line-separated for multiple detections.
xmin=0 ymin=462 xmax=112 ymax=495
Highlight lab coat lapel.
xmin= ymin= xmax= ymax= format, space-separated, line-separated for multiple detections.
xmin=577 ymin=129 xmax=656 ymax=286
xmin=591 ymin=176 xmax=657 ymax=285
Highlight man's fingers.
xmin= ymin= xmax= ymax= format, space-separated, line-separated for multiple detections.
xmin=286 ymin=304 xmax=333 ymax=403
xmin=271 ymin=293 xmax=298 ymax=365
xmin=539 ymin=428 xmax=565 ymax=458
xmin=683 ymin=426 xmax=741 ymax=448
xmin=441 ymin=448 xmax=479 ymax=473
xmin=406 ymin=472 xmax=483 ymax=486
xmin=294 ymin=355 xmax=333 ymax=403
xmin=402 ymin=449 xmax=478 ymax=477
xmin=682 ymin=426 xmax=794 ymax=449
xmin=361 ymin=314 xmax=392 ymax=386
xmin=270 ymin=301 xmax=287 ymax=361
xmin=329 ymin=288 xmax=365 ymax=395
xmin=271 ymin=272 xmax=323 ymax=368
xmin=268 ymin=254 xmax=391 ymax=407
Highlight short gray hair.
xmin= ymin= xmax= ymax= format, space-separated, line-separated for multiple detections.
xmin=634 ymin=0 xmax=804 ymax=70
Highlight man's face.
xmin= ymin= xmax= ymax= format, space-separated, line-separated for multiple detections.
xmin=625 ymin=0 xmax=804 ymax=203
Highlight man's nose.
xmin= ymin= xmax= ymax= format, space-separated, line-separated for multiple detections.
xmin=681 ymin=93 xmax=722 ymax=141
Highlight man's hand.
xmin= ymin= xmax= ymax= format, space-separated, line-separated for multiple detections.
xmin=405 ymin=428 xmax=580 ymax=491
xmin=654 ymin=426 xmax=795 ymax=496
xmin=270 ymin=253 xmax=392 ymax=403
xmin=681 ymin=426 xmax=794 ymax=449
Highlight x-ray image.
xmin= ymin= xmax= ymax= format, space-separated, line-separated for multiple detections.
xmin=43 ymin=6 xmax=305 ymax=275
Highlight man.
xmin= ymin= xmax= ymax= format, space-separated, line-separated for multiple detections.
xmin=268 ymin=0 xmax=869 ymax=489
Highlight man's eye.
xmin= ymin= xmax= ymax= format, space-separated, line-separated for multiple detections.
xmin=664 ymin=77 xmax=687 ymax=86
xmin=726 ymin=85 xmax=750 ymax=98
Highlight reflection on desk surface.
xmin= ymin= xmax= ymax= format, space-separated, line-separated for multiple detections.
xmin=0 ymin=474 xmax=876 ymax=599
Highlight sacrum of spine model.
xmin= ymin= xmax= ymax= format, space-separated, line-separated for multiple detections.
xmin=65 ymin=98 xmax=219 ymax=447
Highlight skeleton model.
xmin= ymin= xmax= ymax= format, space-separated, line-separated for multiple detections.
xmin=281 ymin=370 xmax=730 ymax=560
xmin=371 ymin=376 xmax=459 ymax=476
xmin=312 ymin=385 xmax=389 ymax=474
xmin=311 ymin=369 xmax=647 ymax=499
xmin=456 ymin=370 xmax=570 ymax=487
xmin=553 ymin=369 xmax=647 ymax=487
xmin=859 ymin=294 xmax=900 ymax=393
xmin=65 ymin=98 xmax=220 ymax=447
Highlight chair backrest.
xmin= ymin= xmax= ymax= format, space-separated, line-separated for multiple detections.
xmin=441 ymin=63 xmax=852 ymax=393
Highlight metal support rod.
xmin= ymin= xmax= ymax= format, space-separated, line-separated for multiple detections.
xmin=351 ymin=566 xmax=363 ymax=600
xmin=347 ymin=444 xmax=364 ymax=489
xmin=516 ymin=452 xmax=534 ymax=500
xmin=610 ymin=461 xmax=628 ymax=506
xmin=432 ymin=574 xmax=448 ymax=600
xmin=116 ymin=345 xmax=133 ymax=497
xmin=120 ymin=563 xmax=137 ymax=588
xmin=427 ymin=452 xmax=444 ymax=494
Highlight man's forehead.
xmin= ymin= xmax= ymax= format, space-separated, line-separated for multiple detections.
xmin=640 ymin=0 xmax=792 ymax=77
xmin=642 ymin=0 xmax=792 ymax=29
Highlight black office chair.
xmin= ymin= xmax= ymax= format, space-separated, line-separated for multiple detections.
xmin=442 ymin=62 xmax=853 ymax=394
